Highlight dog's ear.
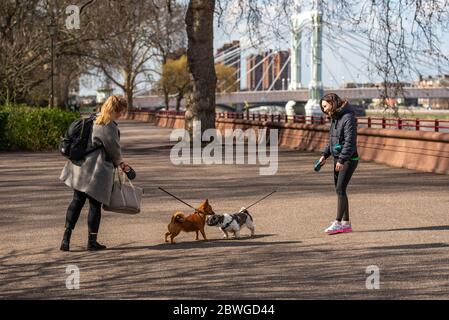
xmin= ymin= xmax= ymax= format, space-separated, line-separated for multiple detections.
xmin=205 ymin=199 xmax=209 ymax=204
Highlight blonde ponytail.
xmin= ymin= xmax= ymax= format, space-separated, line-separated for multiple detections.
xmin=95 ymin=95 xmax=128 ymax=125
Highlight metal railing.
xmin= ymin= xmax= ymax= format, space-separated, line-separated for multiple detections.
xmin=356 ymin=117 xmax=449 ymax=132
xmin=128 ymin=109 xmax=449 ymax=132
xmin=215 ymin=112 xmax=327 ymax=124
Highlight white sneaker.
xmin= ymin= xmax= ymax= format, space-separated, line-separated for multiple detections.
xmin=324 ymin=221 xmax=343 ymax=235
xmin=341 ymin=221 xmax=353 ymax=233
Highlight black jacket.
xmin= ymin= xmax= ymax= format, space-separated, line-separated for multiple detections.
xmin=321 ymin=104 xmax=358 ymax=164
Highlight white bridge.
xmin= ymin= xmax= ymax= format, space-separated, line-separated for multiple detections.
xmin=134 ymin=87 xmax=449 ymax=108
xmin=135 ymin=0 xmax=449 ymax=111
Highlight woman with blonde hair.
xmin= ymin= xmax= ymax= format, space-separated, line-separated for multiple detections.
xmin=59 ymin=95 xmax=131 ymax=251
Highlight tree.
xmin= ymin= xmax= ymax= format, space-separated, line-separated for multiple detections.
xmin=158 ymin=55 xmax=191 ymax=111
xmin=147 ymin=3 xmax=187 ymax=109
xmin=0 ymin=1 xmax=53 ymax=105
xmin=156 ymin=54 xmax=237 ymax=110
xmin=81 ymin=1 xmax=160 ymax=109
xmin=215 ymin=63 xmax=238 ymax=93
xmin=61 ymin=0 xmax=185 ymax=110
xmin=184 ymin=0 xmax=217 ymax=137
xmin=321 ymin=0 xmax=449 ymax=116
xmin=179 ymin=0 xmax=449 ymax=129
xmin=0 ymin=0 xmax=96 ymax=107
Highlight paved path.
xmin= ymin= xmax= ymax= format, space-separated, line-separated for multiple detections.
xmin=1 ymin=120 xmax=449 ymax=299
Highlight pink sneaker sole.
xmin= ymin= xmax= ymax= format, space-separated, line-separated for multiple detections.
xmin=326 ymin=227 xmax=352 ymax=235
xmin=326 ymin=229 xmax=343 ymax=235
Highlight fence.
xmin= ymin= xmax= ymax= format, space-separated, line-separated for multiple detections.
xmin=128 ymin=109 xmax=449 ymax=132
xmin=127 ymin=109 xmax=449 ymax=174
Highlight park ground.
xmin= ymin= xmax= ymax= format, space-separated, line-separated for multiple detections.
xmin=1 ymin=120 xmax=449 ymax=299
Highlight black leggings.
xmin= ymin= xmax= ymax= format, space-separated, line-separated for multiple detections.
xmin=333 ymin=159 xmax=358 ymax=222
xmin=65 ymin=190 xmax=102 ymax=233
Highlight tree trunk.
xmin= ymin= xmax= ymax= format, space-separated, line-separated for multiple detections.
xmin=185 ymin=0 xmax=217 ymax=138
xmin=163 ymin=87 xmax=170 ymax=110
xmin=176 ymin=92 xmax=183 ymax=112
xmin=124 ymin=77 xmax=134 ymax=110
xmin=122 ymin=67 xmax=134 ymax=109
xmin=125 ymin=87 xmax=133 ymax=110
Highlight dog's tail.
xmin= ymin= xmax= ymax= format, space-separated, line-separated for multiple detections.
xmin=240 ymin=207 xmax=253 ymax=221
xmin=172 ymin=212 xmax=186 ymax=223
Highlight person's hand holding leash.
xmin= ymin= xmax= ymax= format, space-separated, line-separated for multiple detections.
xmin=120 ymin=161 xmax=136 ymax=180
xmin=319 ymin=156 xmax=326 ymax=166
xmin=120 ymin=161 xmax=130 ymax=172
xmin=335 ymin=162 xmax=344 ymax=172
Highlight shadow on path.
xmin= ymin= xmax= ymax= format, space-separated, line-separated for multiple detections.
xmin=360 ymin=225 xmax=449 ymax=233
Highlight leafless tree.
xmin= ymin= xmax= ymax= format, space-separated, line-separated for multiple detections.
xmin=147 ymin=2 xmax=187 ymax=110
xmin=0 ymin=1 xmax=50 ymax=105
xmin=0 ymin=0 xmax=185 ymax=109
xmin=327 ymin=0 xmax=449 ymax=116
xmin=76 ymin=1 xmax=159 ymax=109
xmin=177 ymin=0 xmax=449 ymax=131
xmin=77 ymin=0 xmax=186 ymax=110
xmin=0 ymin=0 xmax=95 ymax=107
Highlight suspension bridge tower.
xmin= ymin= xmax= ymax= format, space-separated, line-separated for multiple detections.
xmin=289 ymin=0 xmax=302 ymax=91
xmin=289 ymin=0 xmax=324 ymax=117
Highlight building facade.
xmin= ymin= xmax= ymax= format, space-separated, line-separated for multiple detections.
xmin=247 ymin=50 xmax=290 ymax=91
xmin=246 ymin=53 xmax=264 ymax=91
xmin=416 ymin=74 xmax=449 ymax=109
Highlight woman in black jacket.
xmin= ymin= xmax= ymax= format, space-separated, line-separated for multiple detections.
xmin=318 ymin=93 xmax=359 ymax=235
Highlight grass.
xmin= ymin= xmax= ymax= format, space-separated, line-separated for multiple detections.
xmin=365 ymin=109 xmax=449 ymax=120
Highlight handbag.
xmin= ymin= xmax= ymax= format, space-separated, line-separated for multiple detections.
xmin=103 ymin=169 xmax=143 ymax=214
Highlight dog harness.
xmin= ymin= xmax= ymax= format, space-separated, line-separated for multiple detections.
xmin=221 ymin=214 xmax=240 ymax=230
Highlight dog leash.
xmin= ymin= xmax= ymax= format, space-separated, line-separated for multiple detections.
xmin=157 ymin=187 xmax=197 ymax=210
xmin=243 ymin=190 xmax=277 ymax=210
xmin=157 ymin=186 xmax=211 ymax=215
xmin=241 ymin=172 xmax=311 ymax=211
xmin=157 ymin=185 xmax=275 ymax=214
xmin=158 ymin=185 xmax=277 ymax=212
xmin=154 ymin=176 xmax=299 ymax=213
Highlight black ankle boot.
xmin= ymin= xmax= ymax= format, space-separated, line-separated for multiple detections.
xmin=60 ymin=228 xmax=72 ymax=252
xmin=87 ymin=233 xmax=106 ymax=251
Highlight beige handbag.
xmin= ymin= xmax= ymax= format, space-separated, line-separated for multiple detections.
xmin=103 ymin=170 xmax=143 ymax=214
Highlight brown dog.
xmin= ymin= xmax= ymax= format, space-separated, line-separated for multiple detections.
xmin=164 ymin=199 xmax=215 ymax=244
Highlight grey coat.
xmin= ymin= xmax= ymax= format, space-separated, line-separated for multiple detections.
xmin=322 ymin=104 xmax=358 ymax=164
xmin=59 ymin=121 xmax=123 ymax=205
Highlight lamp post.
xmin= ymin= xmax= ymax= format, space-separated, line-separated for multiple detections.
xmin=48 ymin=23 xmax=57 ymax=108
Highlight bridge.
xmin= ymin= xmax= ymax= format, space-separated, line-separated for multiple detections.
xmin=135 ymin=0 xmax=449 ymax=112
xmin=134 ymin=87 xmax=449 ymax=108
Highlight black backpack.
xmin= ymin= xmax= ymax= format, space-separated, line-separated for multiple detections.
xmin=59 ymin=114 xmax=101 ymax=161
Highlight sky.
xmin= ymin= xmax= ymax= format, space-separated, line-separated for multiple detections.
xmin=79 ymin=1 xmax=449 ymax=96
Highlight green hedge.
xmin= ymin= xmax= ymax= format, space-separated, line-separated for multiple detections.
xmin=0 ymin=105 xmax=80 ymax=151
xmin=0 ymin=111 xmax=9 ymax=150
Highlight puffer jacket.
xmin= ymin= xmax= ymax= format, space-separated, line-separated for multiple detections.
xmin=321 ymin=103 xmax=358 ymax=164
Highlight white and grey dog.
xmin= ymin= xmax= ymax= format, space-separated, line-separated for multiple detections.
xmin=206 ymin=207 xmax=255 ymax=238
